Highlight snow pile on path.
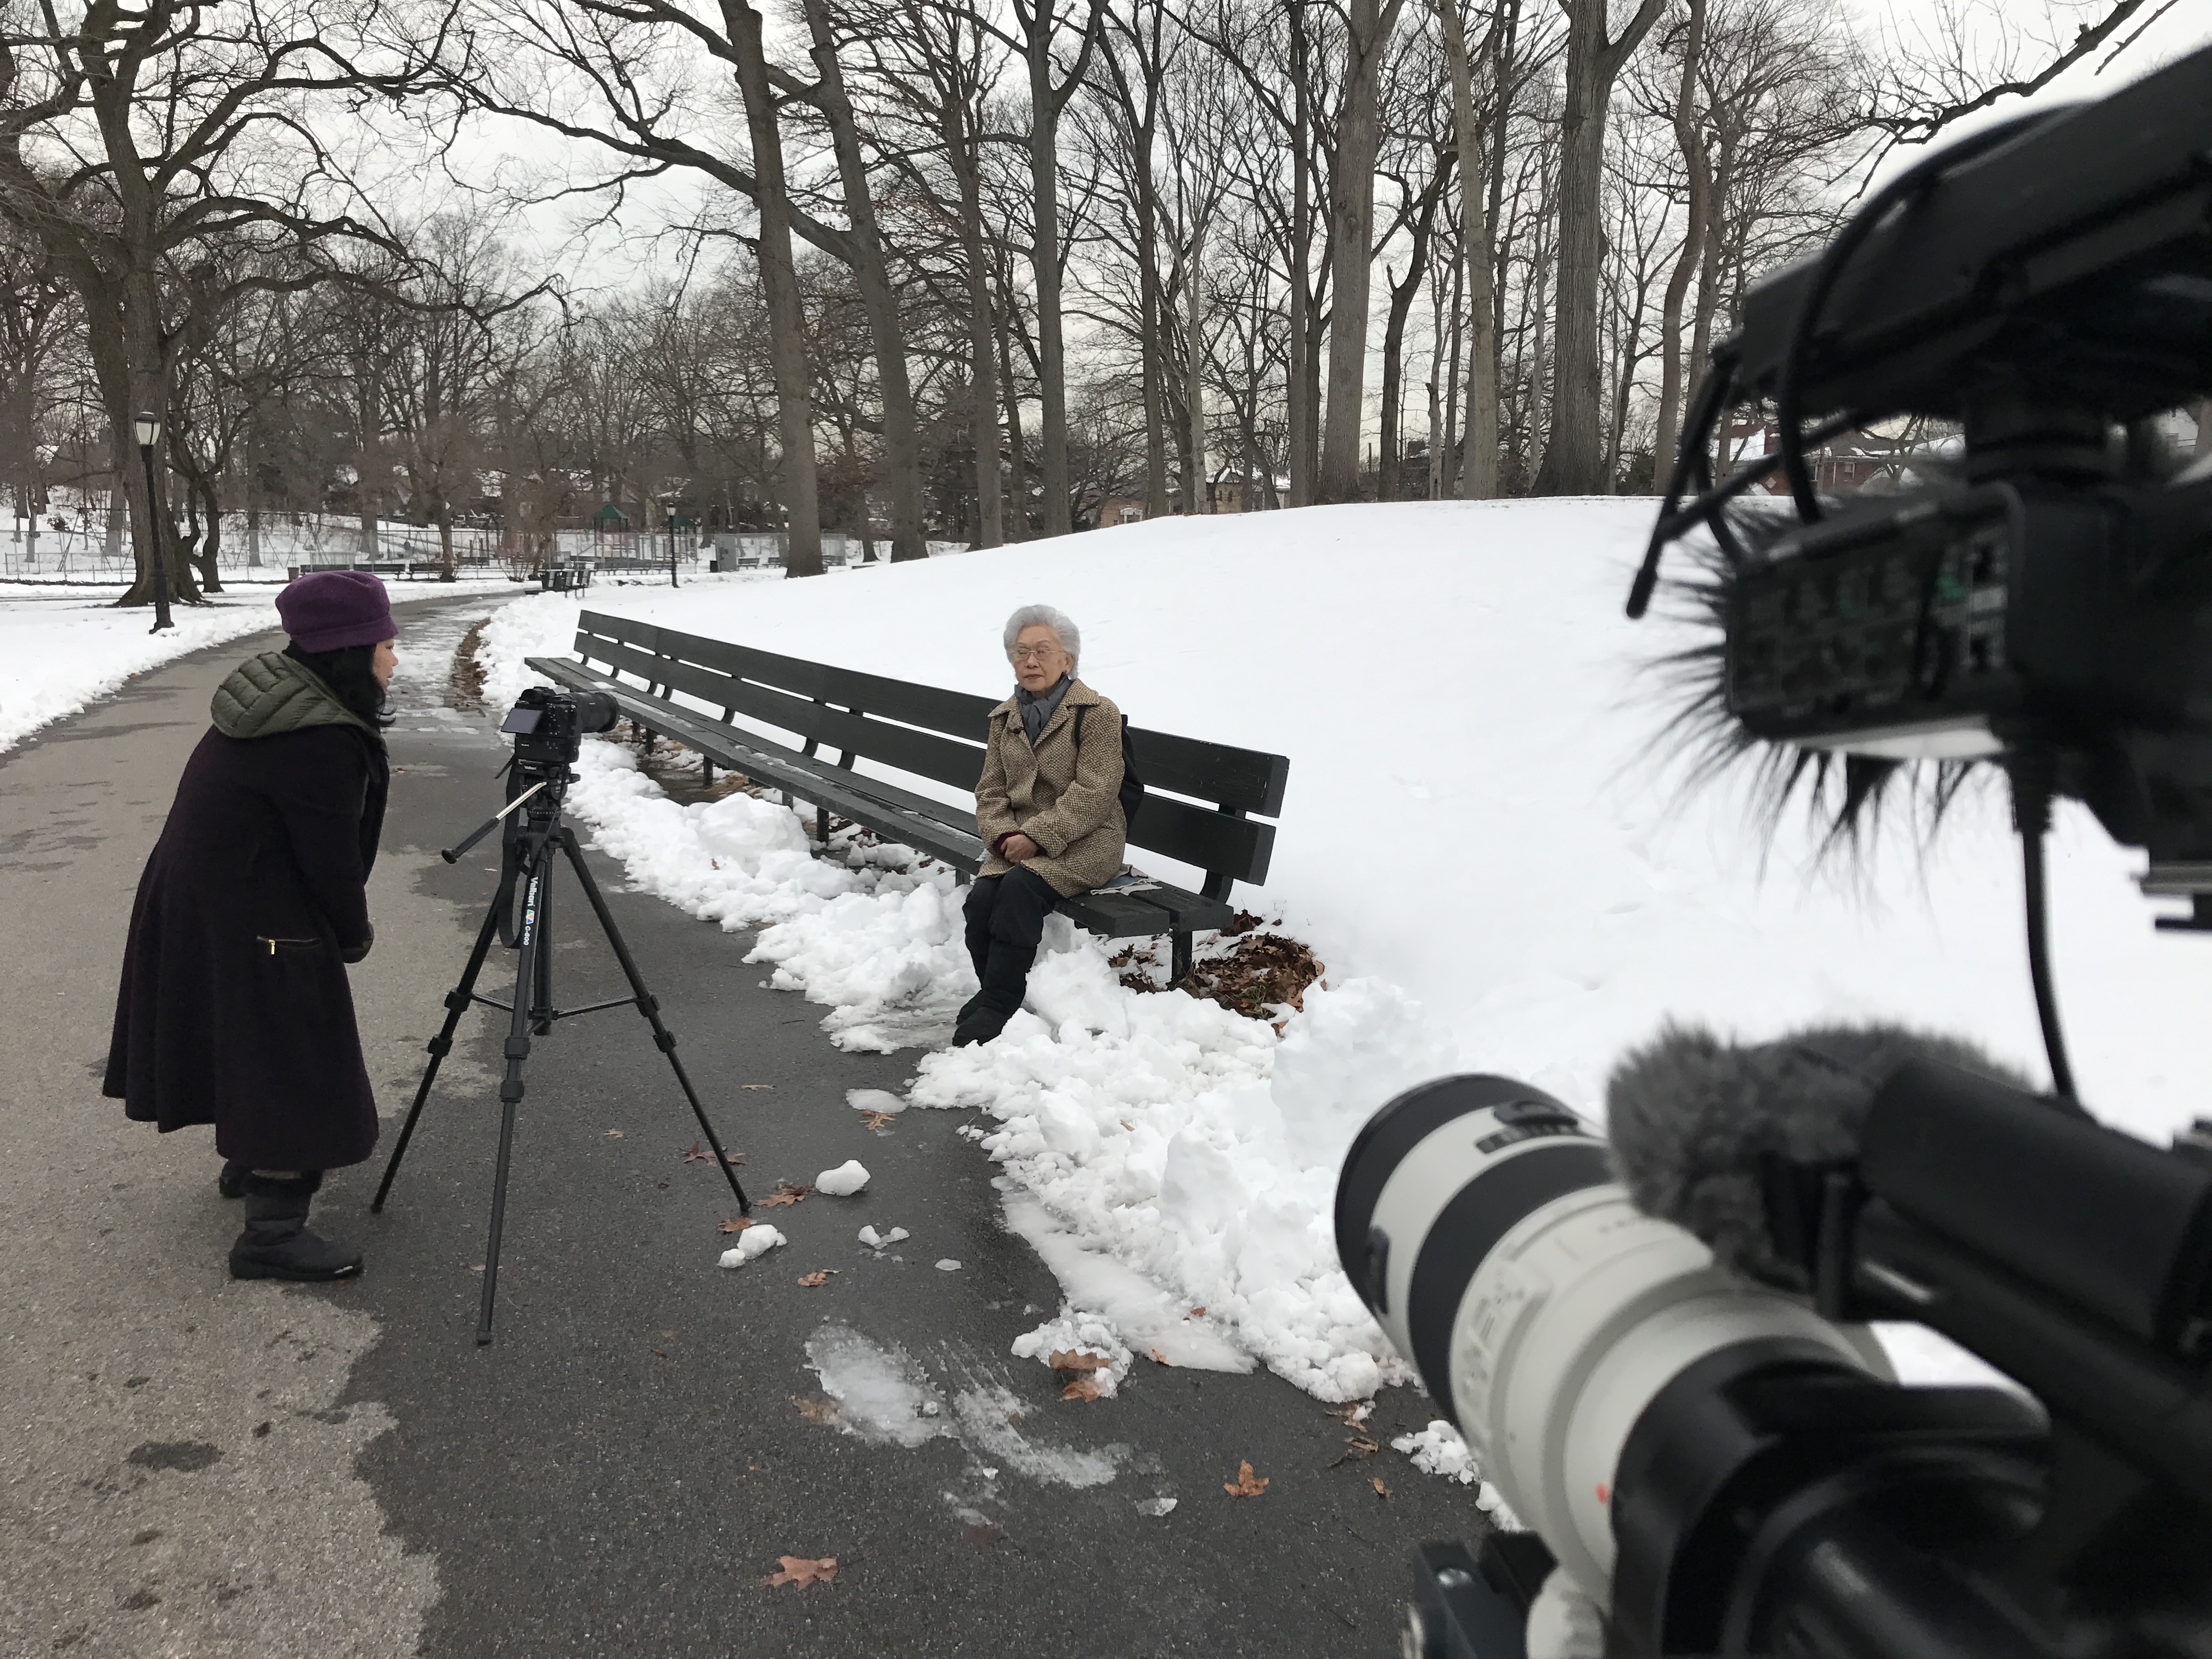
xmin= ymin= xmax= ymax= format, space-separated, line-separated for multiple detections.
xmin=814 ymin=1159 xmax=871 ymax=1196
xmin=1012 ymin=1311 xmax=1135 ymax=1397
xmin=1393 ymin=1422 xmax=1522 ymax=1523
xmin=718 ymin=1224 xmax=786 ymax=1267
xmin=1 ymin=577 xmax=518 ymax=755
xmin=473 ymin=499 xmax=2212 ymax=1407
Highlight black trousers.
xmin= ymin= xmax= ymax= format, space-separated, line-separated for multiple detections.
xmin=963 ymin=866 xmax=1062 ymax=963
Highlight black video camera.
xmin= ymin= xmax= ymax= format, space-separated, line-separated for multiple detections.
xmin=499 ymin=686 xmax=618 ymax=775
xmin=1342 ymin=43 xmax=2212 ymax=1659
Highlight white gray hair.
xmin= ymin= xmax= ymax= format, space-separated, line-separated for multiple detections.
xmin=1003 ymin=603 xmax=1080 ymax=668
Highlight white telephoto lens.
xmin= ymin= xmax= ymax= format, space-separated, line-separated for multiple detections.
xmin=1339 ymin=1076 xmax=1889 ymax=1609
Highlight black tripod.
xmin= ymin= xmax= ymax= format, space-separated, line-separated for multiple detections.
xmin=372 ymin=764 xmax=749 ymax=1343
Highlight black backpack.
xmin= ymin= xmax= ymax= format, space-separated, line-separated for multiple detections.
xmin=1073 ymin=703 xmax=1146 ymax=826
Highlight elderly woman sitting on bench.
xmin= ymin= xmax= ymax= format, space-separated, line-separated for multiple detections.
xmin=958 ymin=604 xmax=1127 ymax=1046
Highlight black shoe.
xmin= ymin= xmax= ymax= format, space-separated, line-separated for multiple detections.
xmin=217 ymin=1160 xmax=248 ymax=1200
xmin=229 ymin=1172 xmax=362 ymax=1282
xmin=955 ymin=944 xmax=1036 ymax=1047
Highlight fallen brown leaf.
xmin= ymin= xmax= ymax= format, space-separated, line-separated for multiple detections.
xmin=1060 ymin=1378 xmax=1103 ymax=1402
xmin=791 ymin=1394 xmax=839 ymax=1425
xmin=605 ymin=1130 xmax=624 ymax=1138
xmin=1149 ymin=1348 xmax=1171 ymax=1365
xmin=1187 ymin=1306 xmax=1206 ymax=1319
xmin=755 ymin=1181 xmax=814 ymax=1209
xmin=1370 ymin=1477 xmax=1390 ymax=1499
xmin=681 ymin=1140 xmax=713 ymax=1163
xmin=1224 ymin=1460 xmax=1269 ymax=1498
xmin=765 ymin=1555 xmax=837 ymax=1590
xmin=1119 ymin=1120 xmax=1135 ymax=1131
xmin=1330 ymin=1430 xmax=1381 ymax=1466
xmin=797 ymin=1269 xmax=837 ymax=1288
xmin=1047 ymin=1349 xmax=1111 ymax=1373
xmin=859 ymin=1110 xmax=895 ymax=1130
xmin=724 ymin=1149 xmax=747 ymax=1165
xmin=718 ymin=1216 xmax=753 ymax=1235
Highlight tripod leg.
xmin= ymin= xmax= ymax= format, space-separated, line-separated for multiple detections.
xmin=478 ymin=854 xmax=549 ymax=1345
xmin=557 ymin=828 xmax=750 ymax=1213
xmin=373 ymin=893 xmax=505 ymax=1213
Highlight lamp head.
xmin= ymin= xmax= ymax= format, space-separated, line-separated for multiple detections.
xmin=133 ymin=411 xmax=160 ymax=449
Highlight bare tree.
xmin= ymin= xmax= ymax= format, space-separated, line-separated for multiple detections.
xmin=0 ymin=0 xmax=456 ymax=605
xmin=1527 ymin=0 xmax=1665 ymax=496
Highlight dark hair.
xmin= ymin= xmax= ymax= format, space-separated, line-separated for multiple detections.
xmin=284 ymin=640 xmax=394 ymax=730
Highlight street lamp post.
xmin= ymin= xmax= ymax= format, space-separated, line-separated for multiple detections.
xmin=135 ymin=411 xmax=173 ymax=633
xmin=667 ymin=508 xmax=679 ymax=589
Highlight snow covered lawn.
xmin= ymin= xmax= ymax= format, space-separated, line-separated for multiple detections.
xmin=0 ymin=577 xmax=522 ymax=755
xmin=472 ymin=500 xmax=2212 ymax=1407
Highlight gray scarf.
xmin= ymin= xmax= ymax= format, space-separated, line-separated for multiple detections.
xmin=1015 ymin=673 xmax=1073 ymax=745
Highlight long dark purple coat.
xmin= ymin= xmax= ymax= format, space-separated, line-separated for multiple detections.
xmin=105 ymin=705 xmax=389 ymax=1171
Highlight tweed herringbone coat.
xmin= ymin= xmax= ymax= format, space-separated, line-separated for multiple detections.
xmin=974 ymin=678 xmax=1126 ymax=896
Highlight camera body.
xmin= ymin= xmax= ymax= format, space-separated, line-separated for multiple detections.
xmin=499 ymin=686 xmax=618 ymax=775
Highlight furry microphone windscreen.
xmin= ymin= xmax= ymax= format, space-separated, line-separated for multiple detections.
xmin=1649 ymin=501 xmax=1990 ymax=858
xmin=1604 ymin=1022 xmax=2034 ymax=1290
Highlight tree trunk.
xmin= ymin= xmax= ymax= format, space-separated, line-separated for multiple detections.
xmin=1377 ymin=173 xmax=1440 ymax=504
xmin=1530 ymin=0 xmax=1665 ymax=496
xmin=725 ymin=0 xmax=823 ymax=578
xmin=998 ymin=293 xmax=1030 ymax=540
xmin=1186 ymin=221 xmax=1206 ymax=515
xmin=1441 ymin=251 xmax=1463 ymax=496
xmin=1026 ymin=8 xmax=1074 ymax=537
xmin=1651 ymin=0 xmax=1709 ymax=490
xmin=1135 ymin=154 xmax=1167 ymax=516
xmin=1286 ymin=0 xmax=1313 ymax=509
xmin=797 ymin=0 xmax=928 ymax=562
xmin=946 ymin=108 xmax=1003 ymax=550
xmin=1437 ymin=0 xmax=1507 ymax=500
xmin=1317 ymin=0 xmax=1404 ymax=504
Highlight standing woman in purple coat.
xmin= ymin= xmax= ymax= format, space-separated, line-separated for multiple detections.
xmin=105 ymin=571 xmax=397 ymax=1282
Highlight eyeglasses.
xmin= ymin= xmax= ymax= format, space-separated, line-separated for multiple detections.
xmin=1009 ymin=642 xmax=1063 ymax=662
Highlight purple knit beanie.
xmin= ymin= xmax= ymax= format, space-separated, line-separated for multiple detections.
xmin=278 ymin=570 xmax=395 ymax=653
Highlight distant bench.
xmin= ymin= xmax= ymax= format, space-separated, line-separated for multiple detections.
xmin=526 ymin=611 xmax=1289 ymax=983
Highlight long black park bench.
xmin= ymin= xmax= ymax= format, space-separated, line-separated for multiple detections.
xmin=526 ymin=611 xmax=1290 ymax=984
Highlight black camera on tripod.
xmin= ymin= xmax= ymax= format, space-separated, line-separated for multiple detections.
xmin=499 ymin=686 xmax=618 ymax=774
xmin=1341 ymin=43 xmax=2212 ymax=1659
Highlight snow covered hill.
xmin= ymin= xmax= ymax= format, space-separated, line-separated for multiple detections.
xmin=475 ymin=500 xmax=2212 ymax=1401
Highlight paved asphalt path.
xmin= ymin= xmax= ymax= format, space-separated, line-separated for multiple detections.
xmin=2 ymin=595 xmax=1488 ymax=1658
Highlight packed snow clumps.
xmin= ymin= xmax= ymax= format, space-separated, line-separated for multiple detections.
xmin=1392 ymin=1421 xmax=1522 ymax=1526
xmin=718 ymin=1224 xmax=787 ymax=1267
xmin=1012 ymin=1311 xmax=1135 ymax=1397
xmin=815 ymin=1160 xmax=871 ymax=1197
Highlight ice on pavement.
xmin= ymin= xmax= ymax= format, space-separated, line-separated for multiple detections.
xmin=857 ymin=1225 xmax=911 ymax=1250
xmin=717 ymin=1224 xmax=786 ymax=1267
xmin=935 ymin=1259 xmax=962 ymax=1272
xmin=804 ymin=1324 xmax=1125 ymax=1489
xmin=815 ymin=1160 xmax=871 ymax=1197
xmin=1133 ymin=1497 xmax=1178 ymax=1517
xmin=476 ymin=499 xmax=2212 ymax=1425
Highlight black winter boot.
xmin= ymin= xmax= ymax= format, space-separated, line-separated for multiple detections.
xmin=957 ymin=915 xmax=994 ymax=1025
xmin=953 ymin=944 xmax=1036 ymax=1047
xmin=217 ymin=1160 xmax=248 ymax=1200
xmin=229 ymin=1172 xmax=362 ymax=1282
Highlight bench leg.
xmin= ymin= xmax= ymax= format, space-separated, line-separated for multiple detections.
xmin=701 ymin=760 xmax=714 ymax=787
xmin=816 ymin=805 xmax=830 ymax=844
xmin=1169 ymin=928 xmax=1192 ymax=988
